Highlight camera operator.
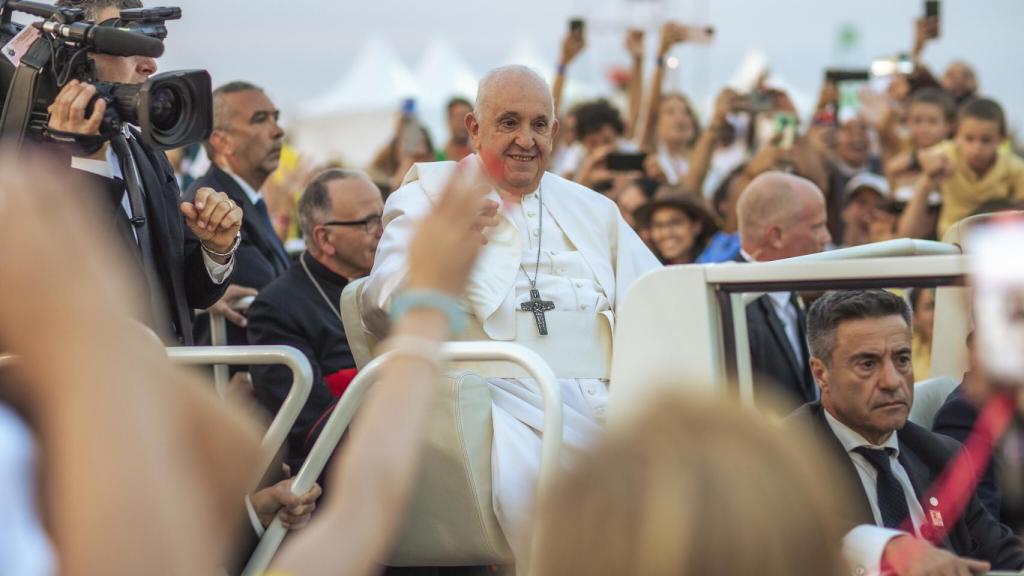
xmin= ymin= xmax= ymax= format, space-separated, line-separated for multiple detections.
xmin=47 ymin=0 xmax=242 ymax=346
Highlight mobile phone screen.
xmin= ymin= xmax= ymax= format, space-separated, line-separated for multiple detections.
xmin=606 ymin=152 xmax=647 ymax=172
xmin=969 ymin=216 xmax=1024 ymax=386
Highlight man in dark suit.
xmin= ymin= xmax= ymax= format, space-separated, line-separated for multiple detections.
xmin=248 ymin=169 xmax=383 ymax=468
xmin=187 ymin=81 xmax=290 ymax=345
xmin=735 ymin=172 xmax=832 ymax=410
xmin=932 ymin=334 xmax=1022 ymax=530
xmin=49 ymin=0 xmax=239 ymax=345
xmin=789 ymin=289 xmax=1024 ymax=575
xmin=48 ymin=4 xmax=319 ymax=571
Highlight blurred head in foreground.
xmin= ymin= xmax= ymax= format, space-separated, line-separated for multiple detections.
xmin=531 ymin=392 xmax=851 ymax=576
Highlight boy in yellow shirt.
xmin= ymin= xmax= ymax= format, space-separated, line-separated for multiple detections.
xmin=898 ymin=97 xmax=1024 ymax=239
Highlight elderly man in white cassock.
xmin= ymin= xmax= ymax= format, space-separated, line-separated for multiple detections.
xmin=361 ymin=65 xmax=661 ymax=564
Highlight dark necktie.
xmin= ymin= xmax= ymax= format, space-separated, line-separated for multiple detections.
xmin=853 ymin=446 xmax=911 ymax=529
xmin=254 ymin=197 xmax=289 ymax=266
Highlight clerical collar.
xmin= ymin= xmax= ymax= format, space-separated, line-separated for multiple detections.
xmin=497 ymin=185 xmax=540 ymax=204
xmin=303 ymin=251 xmax=350 ymax=287
xmin=824 ymin=408 xmax=900 ymax=456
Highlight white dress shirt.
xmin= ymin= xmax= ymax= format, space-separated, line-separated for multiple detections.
xmin=657 ymin=144 xmax=690 ymax=186
xmin=739 ymin=250 xmax=807 ymax=372
xmin=766 ymin=290 xmax=804 ymax=363
xmin=71 ymin=144 xmax=232 ymax=283
xmin=825 ymin=410 xmax=926 ymax=576
xmin=223 ymin=167 xmax=263 ymax=207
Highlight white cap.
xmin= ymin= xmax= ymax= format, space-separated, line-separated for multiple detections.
xmin=843 ymin=172 xmax=891 ymax=204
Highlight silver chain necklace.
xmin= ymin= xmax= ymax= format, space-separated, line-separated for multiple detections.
xmin=519 ymin=186 xmax=544 ymax=288
xmin=517 ymin=186 xmax=555 ymax=335
xmin=300 ymin=251 xmax=343 ymax=323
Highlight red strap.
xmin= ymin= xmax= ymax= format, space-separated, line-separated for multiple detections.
xmin=323 ymin=368 xmax=358 ymax=398
xmin=885 ymin=392 xmax=1016 ymax=570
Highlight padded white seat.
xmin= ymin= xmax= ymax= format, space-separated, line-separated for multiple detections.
xmin=908 ymin=376 xmax=959 ymax=430
xmin=339 ymin=278 xmax=513 ymax=566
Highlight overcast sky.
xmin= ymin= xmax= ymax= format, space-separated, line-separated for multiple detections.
xmin=151 ymin=0 xmax=1023 ymax=129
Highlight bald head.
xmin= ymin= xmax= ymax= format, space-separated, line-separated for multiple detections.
xmin=737 ymin=172 xmax=831 ymax=261
xmin=467 ymin=65 xmax=558 ymax=197
xmin=942 ymin=60 xmax=978 ymax=100
xmin=475 ymin=65 xmax=553 ymax=118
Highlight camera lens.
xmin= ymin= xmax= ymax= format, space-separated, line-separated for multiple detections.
xmin=149 ymin=85 xmax=181 ymax=131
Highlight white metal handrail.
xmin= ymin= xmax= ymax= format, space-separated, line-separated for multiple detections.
xmin=609 ymin=247 xmax=973 ymax=425
xmin=241 ymin=341 xmax=564 ymax=576
xmin=714 ymin=241 xmax=964 ymax=406
xmin=166 ymin=345 xmax=312 ymax=483
xmin=196 ymin=295 xmax=257 ymax=396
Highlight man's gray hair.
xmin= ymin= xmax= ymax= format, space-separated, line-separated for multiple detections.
xmin=806 ymin=289 xmax=912 ymax=365
xmin=211 ymin=81 xmax=264 ymax=131
xmin=55 ymin=0 xmax=142 ymax=21
xmin=298 ymin=169 xmax=371 ymax=250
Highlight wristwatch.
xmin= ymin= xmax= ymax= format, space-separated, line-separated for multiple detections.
xmin=201 ymin=231 xmax=241 ymax=259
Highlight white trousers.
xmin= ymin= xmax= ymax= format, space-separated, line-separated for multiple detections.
xmin=488 ymin=377 xmax=609 ymax=571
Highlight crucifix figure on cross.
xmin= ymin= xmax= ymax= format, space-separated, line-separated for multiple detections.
xmin=520 ymin=288 xmax=555 ymax=335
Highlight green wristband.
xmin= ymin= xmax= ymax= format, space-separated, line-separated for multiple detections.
xmin=390 ymin=290 xmax=466 ymax=335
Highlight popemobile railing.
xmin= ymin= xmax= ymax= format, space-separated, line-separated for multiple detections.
xmin=166 ymin=344 xmax=312 ymax=487
xmin=201 ymin=295 xmax=256 ymax=397
xmin=0 ymin=342 xmax=312 ymax=492
xmin=241 ymin=341 xmax=563 ymax=576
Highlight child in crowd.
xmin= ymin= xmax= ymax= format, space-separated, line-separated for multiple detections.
xmin=885 ymin=88 xmax=956 ymax=208
xmin=899 ymin=97 xmax=1024 ymax=239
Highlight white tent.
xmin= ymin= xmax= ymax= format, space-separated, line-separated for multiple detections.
xmin=414 ymin=37 xmax=479 ymax=148
xmin=291 ymin=36 xmax=419 ymax=168
xmin=502 ymin=35 xmax=611 ymax=113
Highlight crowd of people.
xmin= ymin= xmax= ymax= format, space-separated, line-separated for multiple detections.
xmin=2 ymin=0 xmax=1024 ymax=575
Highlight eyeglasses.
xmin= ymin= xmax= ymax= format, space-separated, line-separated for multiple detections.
xmin=321 ymin=214 xmax=383 ymax=234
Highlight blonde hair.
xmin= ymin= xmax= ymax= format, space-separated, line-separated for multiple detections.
xmin=531 ymin=392 xmax=850 ymax=576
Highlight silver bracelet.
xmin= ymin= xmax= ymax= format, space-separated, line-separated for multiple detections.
xmin=201 ymin=231 xmax=241 ymax=258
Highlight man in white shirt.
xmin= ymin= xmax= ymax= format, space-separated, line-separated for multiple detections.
xmin=361 ymin=65 xmax=661 ymax=567
xmin=736 ymin=171 xmax=832 ymax=410
xmin=790 ymin=289 xmax=1024 ymax=575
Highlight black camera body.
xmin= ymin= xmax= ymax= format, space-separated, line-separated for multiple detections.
xmin=0 ymin=0 xmax=211 ymax=151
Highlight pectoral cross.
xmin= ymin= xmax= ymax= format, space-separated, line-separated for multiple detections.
xmin=520 ymin=288 xmax=555 ymax=335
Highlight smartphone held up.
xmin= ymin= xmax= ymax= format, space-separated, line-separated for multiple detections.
xmin=969 ymin=215 xmax=1024 ymax=388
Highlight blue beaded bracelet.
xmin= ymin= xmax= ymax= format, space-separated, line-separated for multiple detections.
xmin=390 ymin=290 xmax=466 ymax=335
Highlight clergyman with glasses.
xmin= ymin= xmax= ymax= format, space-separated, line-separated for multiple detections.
xmin=247 ymin=168 xmax=384 ymax=469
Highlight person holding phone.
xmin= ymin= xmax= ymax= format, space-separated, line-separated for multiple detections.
xmin=899 ymin=97 xmax=1024 ymax=240
xmin=570 ymin=99 xmax=650 ymax=192
xmin=636 ymin=22 xmax=709 ymax=188
xmin=369 ymin=101 xmax=438 ymax=194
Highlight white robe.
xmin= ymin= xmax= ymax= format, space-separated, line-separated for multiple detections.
xmin=361 ymin=156 xmax=661 ymax=566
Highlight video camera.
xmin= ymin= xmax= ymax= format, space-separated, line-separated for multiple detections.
xmin=0 ymin=0 xmax=211 ymax=151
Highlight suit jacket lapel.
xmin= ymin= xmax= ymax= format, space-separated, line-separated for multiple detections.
xmin=757 ymin=295 xmax=804 ymax=379
xmin=897 ymin=431 xmax=959 ymax=552
xmin=127 ymin=133 xmax=185 ymax=337
xmin=794 ymin=303 xmax=816 ymax=400
xmin=542 ymin=173 xmax=615 ymax=303
xmin=811 ymin=405 xmax=876 ymax=526
xmin=214 ymin=167 xmax=289 ymax=272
